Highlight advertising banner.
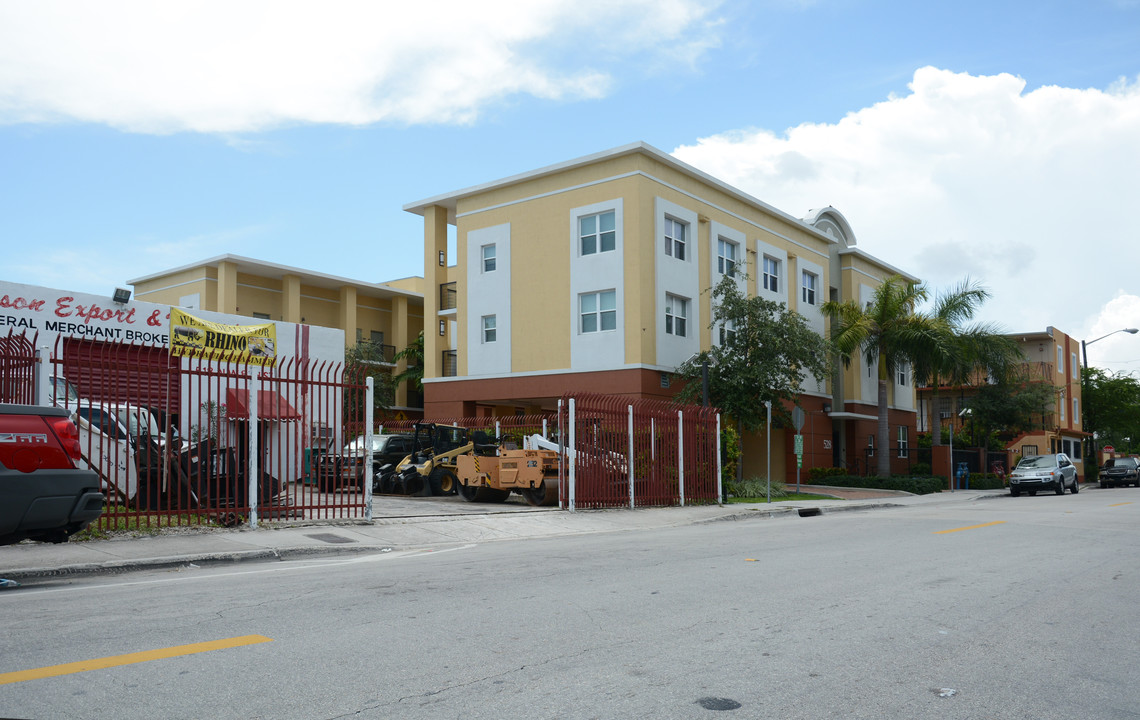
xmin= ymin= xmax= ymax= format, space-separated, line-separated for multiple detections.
xmin=169 ymin=308 xmax=277 ymax=366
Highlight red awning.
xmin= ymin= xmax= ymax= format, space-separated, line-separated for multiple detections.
xmin=225 ymin=388 xmax=301 ymax=421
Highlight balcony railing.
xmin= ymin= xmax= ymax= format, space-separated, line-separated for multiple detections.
xmin=440 ymin=282 xmax=457 ymax=311
xmin=355 ymin=341 xmax=396 ymax=364
xmin=442 ymin=350 xmax=458 ymax=377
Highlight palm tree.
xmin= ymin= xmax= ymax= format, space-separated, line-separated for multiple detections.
xmin=912 ymin=279 xmax=1021 ymax=447
xmin=822 ymin=275 xmax=943 ymax=477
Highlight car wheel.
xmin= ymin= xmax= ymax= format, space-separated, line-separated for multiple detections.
xmin=1010 ymin=487 xmax=1021 ymax=497
xmin=1102 ymin=481 xmax=1112 ymax=489
xmin=1055 ymin=479 xmax=1065 ymax=495
xmin=1028 ymin=490 xmax=1037 ymax=496
xmin=1071 ymin=478 xmax=1079 ymax=494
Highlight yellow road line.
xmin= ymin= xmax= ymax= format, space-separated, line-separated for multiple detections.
xmin=1109 ymin=502 xmax=1133 ymax=507
xmin=0 ymin=635 xmax=273 ymax=686
xmin=934 ymin=521 xmax=1006 ymax=535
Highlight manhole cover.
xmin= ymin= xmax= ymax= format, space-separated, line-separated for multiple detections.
xmin=304 ymin=533 xmax=356 ymax=544
xmin=696 ymin=697 xmax=741 ymax=711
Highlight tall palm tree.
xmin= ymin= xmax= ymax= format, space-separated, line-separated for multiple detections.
xmin=822 ymin=275 xmax=943 ymax=477
xmin=912 ymin=279 xmax=1021 ymax=447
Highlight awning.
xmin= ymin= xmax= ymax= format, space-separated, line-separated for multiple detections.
xmin=225 ymin=388 xmax=301 ymax=421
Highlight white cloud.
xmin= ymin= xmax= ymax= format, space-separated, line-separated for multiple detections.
xmin=0 ymin=0 xmax=721 ymax=134
xmin=673 ymin=67 xmax=1140 ymax=373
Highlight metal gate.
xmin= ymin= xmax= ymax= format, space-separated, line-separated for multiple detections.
xmin=48 ymin=336 xmax=369 ymax=531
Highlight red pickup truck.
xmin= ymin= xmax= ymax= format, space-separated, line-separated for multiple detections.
xmin=1 ymin=403 xmax=104 ymax=544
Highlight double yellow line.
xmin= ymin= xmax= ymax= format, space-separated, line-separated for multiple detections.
xmin=0 ymin=635 xmax=273 ymax=685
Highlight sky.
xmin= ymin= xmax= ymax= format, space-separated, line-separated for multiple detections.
xmin=2 ymin=0 xmax=1139 ymax=372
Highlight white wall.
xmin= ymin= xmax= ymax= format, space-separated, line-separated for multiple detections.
xmin=654 ymin=197 xmax=700 ymax=368
xmin=465 ymin=223 xmax=511 ymax=376
xmin=569 ymin=199 xmax=625 ymax=371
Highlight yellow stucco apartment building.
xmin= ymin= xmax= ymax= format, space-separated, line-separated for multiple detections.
xmin=404 ymin=142 xmax=921 ymax=480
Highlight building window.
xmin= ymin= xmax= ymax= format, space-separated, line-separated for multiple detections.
xmin=252 ymin=312 xmax=271 ymax=320
xmin=898 ymin=426 xmax=909 ymax=458
xmin=897 ymin=365 xmax=908 ymax=386
xmin=719 ymin=321 xmax=736 ymax=346
xmin=801 ymin=271 xmax=818 ymax=306
xmin=867 ymin=435 xmax=875 ymax=457
xmin=1072 ymin=352 xmax=1078 ymax=380
xmin=580 ymin=290 xmax=616 ymax=334
xmin=482 ymin=315 xmax=496 ymax=343
xmin=1022 ymin=444 xmax=1038 ymax=457
xmin=1060 ymin=394 xmax=1066 ymax=422
xmin=665 ymin=294 xmax=688 ymax=337
xmin=1072 ymin=439 xmax=1082 ymax=460
xmin=1073 ymin=397 xmax=1079 ymax=425
xmin=579 ymin=211 xmax=616 ymax=256
xmin=1057 ymin=345 xmax=1064 ymax=374
xmin=482 ymin=244 xmax=496 ymax=273
xmin=938 ymin=397 xmax=952 ymax=418
xmin=664 ymin=217 xmax=687 ymax=260
xmin=717 ymin=238 xmax=738 ymax=277
xmin=763 ymin=256 xmax=780 ymax=293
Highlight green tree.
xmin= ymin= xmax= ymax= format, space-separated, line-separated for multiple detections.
xmin=1082 ymin=367 xmax=1140 ymax=459
xmin=912 ymin=278 xmax=1021 ymax=447
xmin=964 ymin=370 xmax=1055 ymax=455
xmin=822 ymin=275 xmax=943 ymax=477
xmin=391 ymin=332 xmax=424 ymax=401
xmin=675 ymin=275 xmax=832 ymax=434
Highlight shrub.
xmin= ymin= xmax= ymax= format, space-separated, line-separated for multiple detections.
xmin=727 ymin=476 xmax=787 ymax=499
xmin=908 ymin=462 xmax=932 ymax=476
xmin=806 ymin=474 xmax=944 ymax=495
xmin=808 ymin=467 xmax=848 ymax=481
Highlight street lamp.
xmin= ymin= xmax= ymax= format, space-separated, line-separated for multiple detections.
xmin=1082 ymin=327 xmax=1138 ymax=370
xmin=1082 ymin=327 xmax=1138 ymax=473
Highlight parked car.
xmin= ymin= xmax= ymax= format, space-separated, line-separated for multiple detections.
xmin=0 ymin=403 xmax=104 ymax=544
xmin=316 ymin=434 xmax=425 ymax=492
xmin=1099 ymin=457 xmax=1140 ymax=488
xmin=1009 ymin=453 xmax=1079 ymax=496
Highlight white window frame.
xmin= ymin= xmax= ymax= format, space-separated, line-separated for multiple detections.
xmin=482 ymin=244 xmax=496 ymax=273
xmin=867 ymin=435 xmax=875 ymax=457
xmin=897 ymin=426 xmax=909 ymax=459
xmin=801 ymin=270 xmax=818 ymax=306
xmin=580 ymin=290 xmax=617 ymax=334
xmin=1072 ymin=352 xmax=1078 ymax=380
xmin=763 ymin=256 xmax=780 ymax=293
xmin=897 ymin=365 xmax=908 ymax=386
xmin=482 ymin=314 xmax=497 ymax=343
xmin=665 ymin=293 xmax=688 ymax=337
xmin=1073 ymin=397 xmax=1079 ymax=425
xmin=1057 ymin=345 xmax=1064 ymax=374
xmin=717 ymin=238 xmax=738 ymax=277
xmin=664 ymin=217 xmax=687 ymax=261
xmin=579 ymin=210 xmax=616 ymax=257
xmin=1060 ymin=394 xmax=1066 ymax=422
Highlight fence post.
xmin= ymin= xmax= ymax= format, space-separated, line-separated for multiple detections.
xmin=542 ymin=418 xmax=548 ymax=439
xmin=496 ymin=421 xmax=501 ymax=441
xmin=628 ymin=405 xmax=635 ymax=509
xmin=364 ymin=376 xmax=374 ymax=521
xmin=557 ymin=398 xmax=564 ymax=510
xmin=568 ymin=397 xmax=576 ymax=512
xmin=716 ymin=412 xmax=722 ymax=506
xmin=248 ymin=386 xmax=259 ymax=529
xmin=677 ymin=410 xmax=685 ymax=507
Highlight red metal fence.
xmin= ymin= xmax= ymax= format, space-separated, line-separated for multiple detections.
xmin=47 ymin=335 xmax=370 ymax=531
xmin=0 ymin=330 xmax=37 ymax=404
xmin=558 ymin=393 xmax=721 ymax=509
xmin=5 ymin=328 xmax=723 ymax=528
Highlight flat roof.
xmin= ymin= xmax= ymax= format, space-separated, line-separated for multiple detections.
xmin=128 ymin=254 xmax=423 ymax=300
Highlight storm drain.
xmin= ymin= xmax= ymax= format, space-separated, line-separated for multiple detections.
xmin=798 ymin=507 xmax=823 ymax=517
xmin=304 ymin=533 xmax=356 ymax=544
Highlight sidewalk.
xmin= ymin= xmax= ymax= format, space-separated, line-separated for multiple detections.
xmin=0 ymin=488 xmax=1005 ymax=581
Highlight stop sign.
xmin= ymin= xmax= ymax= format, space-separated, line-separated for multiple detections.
xmin=1104 ymin=445 xmax=1115 ymax=453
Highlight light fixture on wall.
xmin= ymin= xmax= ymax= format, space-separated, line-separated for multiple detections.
xmin=438 ymin=251 xmax=446 ymax=266
xmin=112 ymin=287 xmax=131 ymax=304
xmin=439 ymin=320 xmax=446 ymax=336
